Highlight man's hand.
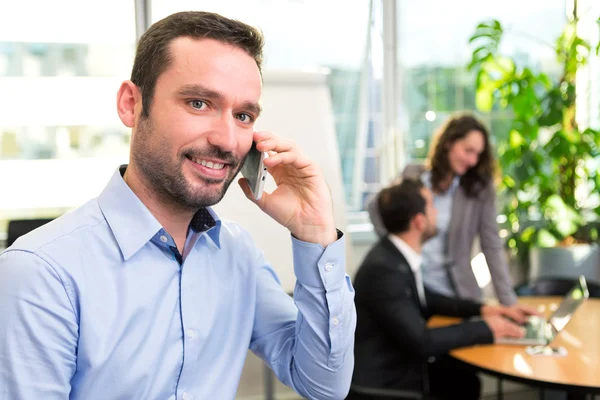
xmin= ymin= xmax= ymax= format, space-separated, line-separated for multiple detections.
xmin=483 ymin=315 xmax=525 ymax=342
xmin=481 ymin=304 xmax=541 ymax=325
xmin=239 ymin=131 xmax=337 ymax=247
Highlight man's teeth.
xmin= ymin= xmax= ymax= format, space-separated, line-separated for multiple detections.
xmin=193 ymin=158 xmax=225 ymax=170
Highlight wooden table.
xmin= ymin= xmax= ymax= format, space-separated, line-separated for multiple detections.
xmin=429 ymin=297 xmax=600 ymax=395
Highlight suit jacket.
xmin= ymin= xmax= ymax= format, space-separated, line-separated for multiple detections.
xmin=367 ymin=164 xmax=517 ymax=305
xmin=352 ymin=237 xmax=494 ymax=390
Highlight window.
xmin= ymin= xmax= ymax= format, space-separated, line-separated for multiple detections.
xmin=397 ymin=0 xmax=566 ymax=163
xmin=0 ymin=0 xmax=136 ymax=220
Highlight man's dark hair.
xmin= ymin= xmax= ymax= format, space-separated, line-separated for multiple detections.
xmin=378 ymin=178 xmax=426 ymax=234
xmin=131 ymin=11 xmax=265 ymax=117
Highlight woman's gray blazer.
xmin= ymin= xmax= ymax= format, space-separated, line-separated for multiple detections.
xmin=367 ymin=164 xmax=517 ymax=305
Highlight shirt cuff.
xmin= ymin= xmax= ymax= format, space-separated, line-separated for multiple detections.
xmin=291 ymin=230 xmax=346 ymax=290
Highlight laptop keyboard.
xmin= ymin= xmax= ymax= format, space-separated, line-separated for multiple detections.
xmin=523 ymin=316 xmax=551 ymax=340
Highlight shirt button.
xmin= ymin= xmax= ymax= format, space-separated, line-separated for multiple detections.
xmin=168 ymin=396 xmax=175 ymax=400
xmin=332 ymin=316 xmax=340 ymax=326
xmin=187 ymin=329 xmax=196 ymax=339
xmin=325 ymin=262 xmax=334 ymax=272
xmin=160 ymin=235 xmax=168 ymax=243
xmin=182 ymin=393 xmax=191 ymax=400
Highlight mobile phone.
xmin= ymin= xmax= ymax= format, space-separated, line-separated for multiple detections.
xmin=240 ymin=142 xmax=268 ymax=200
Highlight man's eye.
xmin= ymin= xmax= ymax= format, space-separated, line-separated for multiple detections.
xmin=236 ymin=113 xmax=253 ymax=123
xmin=189 ymin=100 xmax=206 ymax=110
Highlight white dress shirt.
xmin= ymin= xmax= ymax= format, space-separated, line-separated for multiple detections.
xmin=388 ymin=234 xmax=426 ymax=307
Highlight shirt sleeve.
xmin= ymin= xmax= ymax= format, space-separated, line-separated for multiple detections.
xmin=249 ymin=232 xmax=356 ymax=400
xmin=0 ymin=249 xmax=78 ymax=399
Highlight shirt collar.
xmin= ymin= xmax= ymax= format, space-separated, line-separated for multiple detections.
xmin=421 ymin=170 xmax=460 ymax=195
xmin=98 ymin=165 xmax=221 ymax=261
xmin=448 ymin=174 xmax=460 ymax=194
xmin=387 ymin=234 xmax=422 ymax=275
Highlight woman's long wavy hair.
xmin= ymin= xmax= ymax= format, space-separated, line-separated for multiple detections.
xmin=426 ymin=114 xmax=496 ymax=198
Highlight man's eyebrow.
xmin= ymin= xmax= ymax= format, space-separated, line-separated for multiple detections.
xmin=241 ymin=101 xmax=262 ymax=117
xmin=176 ymin=84 xmax=223 ymax=99
xmin=176 ymin=84 xmax=261 ymax=116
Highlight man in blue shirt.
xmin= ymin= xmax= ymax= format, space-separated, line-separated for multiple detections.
xmin=0 ymin=11 xmax=356 ymax=400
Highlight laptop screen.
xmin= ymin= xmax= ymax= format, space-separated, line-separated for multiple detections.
xmin=549 ymin=276 xmax=589 ymax=333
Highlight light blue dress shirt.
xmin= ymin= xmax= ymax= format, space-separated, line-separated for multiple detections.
xmin=0 ymin=166 xmax=356 ymax=400
xmin=421 ymin=171 xmax=460 ymax=297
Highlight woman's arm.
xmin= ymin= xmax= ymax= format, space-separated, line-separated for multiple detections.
xmin=479 ymin=184 xmax=518 ymax=305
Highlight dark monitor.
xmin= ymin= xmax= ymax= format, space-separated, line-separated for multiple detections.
xmin=6 ymin=218 xmax=54 ymax=248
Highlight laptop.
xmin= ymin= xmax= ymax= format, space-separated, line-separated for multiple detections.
xmin=498 ymin=275 xmax=590 ymax=345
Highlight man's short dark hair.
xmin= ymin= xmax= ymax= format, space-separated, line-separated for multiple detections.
xmin=378 ymin=178 xmax=426 ymax=234
xmin=131 ymin=11 xmax=265 ymax=118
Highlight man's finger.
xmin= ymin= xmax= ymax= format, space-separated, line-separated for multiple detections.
xmin=502 ymin=308 xmax=527 ymax=324
xmin=505 ymin=321 xmax=526 ymax=338
xmin=518 ymin=305 xmax=541 ymax=316
xmin=264 ymin=151 xmax=313 ymax=171
xmin=254 ymin=134 xmax=295 ymax=154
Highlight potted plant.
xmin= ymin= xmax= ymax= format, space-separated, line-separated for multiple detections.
xmin=467 ymin=18 xmax=600 ymax=281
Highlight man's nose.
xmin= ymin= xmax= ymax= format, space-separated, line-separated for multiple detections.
xmin=207 ymin=114 xmax=238 ymax=152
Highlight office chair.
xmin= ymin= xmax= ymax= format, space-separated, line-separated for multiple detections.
xmin=346 ymin=385 xmax=434 ymax=400
xmin=347 ymin=367 xmax=439 ymax=400
xmin=6 ymin=218 xmax=55 ymax=248
xmin=515 ymin=276 xmax=600 ymax=298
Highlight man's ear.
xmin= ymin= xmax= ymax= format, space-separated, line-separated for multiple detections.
xmin=116 ymin=80 xmax=142 ymax=128
xmin=412 ymin=213 xmax=425 ymax=232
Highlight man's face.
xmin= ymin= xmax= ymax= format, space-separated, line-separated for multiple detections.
xmin=420 ymin=187 xmax=438 ymax=242
xmin=130 ymin=37 xmax=262 ymax=209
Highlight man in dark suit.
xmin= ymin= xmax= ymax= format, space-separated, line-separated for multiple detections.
xmin=351 ymin=179 xmax=532 ymax=400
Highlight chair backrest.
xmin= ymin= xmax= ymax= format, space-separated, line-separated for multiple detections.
xmin=6 ymin=218 xmax=54 ymax=248
xmin=348 ymin=384 xmax=425 ymax=400
xmin=516 ymin=276 xmax=600 ymax=299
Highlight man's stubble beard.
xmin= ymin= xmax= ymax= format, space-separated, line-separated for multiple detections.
xmin=421 ymin=224 xmax=439 ymax=244
xmin=131 ymin=115 xmax=246 ymax=210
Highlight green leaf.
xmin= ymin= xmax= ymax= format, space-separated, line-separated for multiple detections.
xmin=469 ymin=32 xmax=493 ymax=43
xmin=555 ymin=219 xmax=580 ymax=238
xmin=481 ymin=56 xmax=515 ymax=76
xmin=475 ymin=88 xmax=494 ymax=112
xmin=544 ymin=194 xmax=582 ymax=238
xmin=503 ymin=175 xmax=516 ymax=189
xmin=509 ymin=129 xmax=526 ymax=148
xmin=537 ymin=73 xmax=552 ymax=87
xmin=537 ymin=229 xmax=559 ymax=247
xmin=521 ymin=226 xmax=537 ymax=243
